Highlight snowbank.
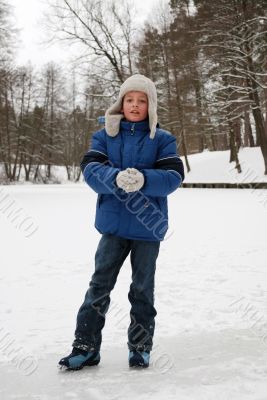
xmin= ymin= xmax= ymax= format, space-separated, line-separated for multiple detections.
xmin=183 ymin=147 xmax=267 ymax=183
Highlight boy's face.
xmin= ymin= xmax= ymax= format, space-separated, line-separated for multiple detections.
xmin=121 ymin=91 xmax=148 ymax=123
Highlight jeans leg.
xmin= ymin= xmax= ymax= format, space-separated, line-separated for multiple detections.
xmin=127 ymin=240 xmax=160 ymax=352
xmin=73 ymin=234 xmax=131 ymax=352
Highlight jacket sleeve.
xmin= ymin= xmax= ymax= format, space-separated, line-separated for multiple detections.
xmin=140 ymin=135 xmax=184 ymax=197
xmin=80 ymin=131 xmax=120 ymax=194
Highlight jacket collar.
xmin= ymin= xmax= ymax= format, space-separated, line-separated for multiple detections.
xmin=120 ymin=118 xmax=150 ymax=133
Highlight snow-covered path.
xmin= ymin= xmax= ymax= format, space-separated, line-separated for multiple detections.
xmin=0 ymin=184 xmax=267 ymax=400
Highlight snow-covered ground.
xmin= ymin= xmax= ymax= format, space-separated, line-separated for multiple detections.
xmin=0 ymin=183 xmax=267 ymax=399
xmin=184 ymin=147 xmax=267 ymax=183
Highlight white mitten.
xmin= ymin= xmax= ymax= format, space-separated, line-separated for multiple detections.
xmin=116 ymin=169 xmax=136 ymax=190
xmin=116 ymin=168 xmax=144 ymax=193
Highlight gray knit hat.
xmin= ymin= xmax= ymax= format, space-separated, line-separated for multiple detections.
xmin=105 ymin=74 xmax=158 ymax=140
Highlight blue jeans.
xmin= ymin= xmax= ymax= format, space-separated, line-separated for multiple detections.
xmin=73 ymin=233 xmax=160 ymax=352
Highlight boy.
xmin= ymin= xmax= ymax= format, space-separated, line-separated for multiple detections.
xmin=58 ymin=74 xmax=184 ymax=370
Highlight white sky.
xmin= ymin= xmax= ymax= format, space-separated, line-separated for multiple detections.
xmin=7 ymin=0 xmax=165 ymax=67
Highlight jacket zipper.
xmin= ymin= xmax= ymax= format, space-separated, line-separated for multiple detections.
xmin=130 ymin=123 xmax=135 ymax=135
xmin=120 ymin=132 xmax=124 ymax=165
xmin=120 ymin=123 xmax=135 ymax=169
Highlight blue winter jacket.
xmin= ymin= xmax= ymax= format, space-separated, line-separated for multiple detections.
xmin=80 ymin=119 xmax=184 ymax=241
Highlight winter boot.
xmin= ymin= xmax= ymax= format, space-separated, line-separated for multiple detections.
xmin=58 ymin=347 xmax=100 ymax=370
xmin=129 ymin=350 xmax=150 ymax=368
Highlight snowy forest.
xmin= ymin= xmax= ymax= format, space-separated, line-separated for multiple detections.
xmin=0 ymin=0 xmax=267 ymax=183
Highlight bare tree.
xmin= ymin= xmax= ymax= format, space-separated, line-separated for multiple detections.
xmin=46 ymin=0 xmax=136 ymax=83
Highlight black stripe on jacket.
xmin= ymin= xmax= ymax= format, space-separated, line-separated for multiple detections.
xmin=155 ymin=156 xmax=185 ymax=181
xmin=80 ymin=150 xmax=109 ymax=172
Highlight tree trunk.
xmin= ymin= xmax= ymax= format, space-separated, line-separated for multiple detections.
xmin=229 ymin=123 xmax=241 ymax=173
xmin=234 ymin=118 xmax=242 ymax=150
xmin=244 ymin=110 xmax=254 ymax=147
xmin=193 ymin=77 xmax=206 ymax=152
xmin=172 ymin=66 xmax=190 ymax=172
xmin=4 ymin=89 xmax=12 ymax=181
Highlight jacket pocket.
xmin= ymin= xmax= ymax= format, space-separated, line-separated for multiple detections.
xmin=98 ymin=193 xmax=120 ymax=211
xmin=143 ymin=196 xmax=162 ymax=214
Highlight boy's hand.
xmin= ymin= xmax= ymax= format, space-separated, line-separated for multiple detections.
xmin=116 ymin=168 xmax=144 ymax=192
